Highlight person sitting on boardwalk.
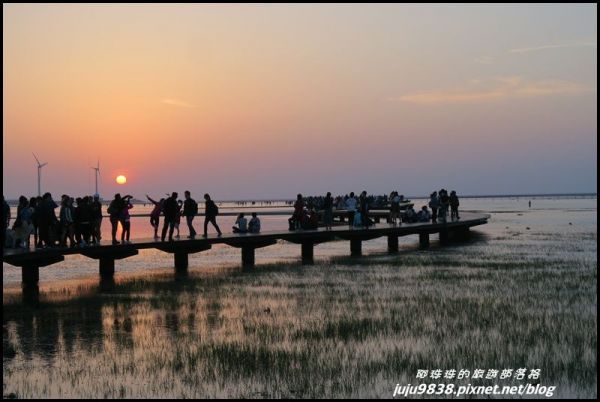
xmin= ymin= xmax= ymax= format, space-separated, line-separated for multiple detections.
xmin=404 ymin=205 xmax=418 ymax=223
xmin=233 ymin=213 xmax=248 ymax=233
xmin=146 ymin=195 xmax=164 ymax=239
xmin=450 ymin=190 xmax=460 ymax=221
xmin=161 ymin=192 xmax=178 ymax=242
xmin=417 ymin=206 xmax=431 ymax=222
xmin=248 ymin=212 xmax=261 ymax=233
xmin=289 ymin=194 xmax=304 ymax=230
xmin=203 ymin=193 xmax=222 ymax=237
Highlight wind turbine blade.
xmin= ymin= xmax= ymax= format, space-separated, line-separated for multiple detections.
xmin=40 ymin=163 xmax=48 ymax=168
xmin=33 ymin=153 xmax=41 ymax=165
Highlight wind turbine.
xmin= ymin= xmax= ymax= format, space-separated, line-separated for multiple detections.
xmin=91 ymin=159 xmax=100 ymax=196
xmin=33 ymin=153 xmax=48 ymax=197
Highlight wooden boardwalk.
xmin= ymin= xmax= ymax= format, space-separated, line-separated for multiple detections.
xmin=3 ymin=212 xmax=490 ymax=287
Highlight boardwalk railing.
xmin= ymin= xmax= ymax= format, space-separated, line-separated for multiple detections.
xmin=3 ymin=212 xmax=490 ymax=287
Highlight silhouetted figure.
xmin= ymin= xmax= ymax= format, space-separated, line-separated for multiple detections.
xmin=119 ymin=195 xmax=133 ymax=244
xmin=146 ymin=194 xmax=164 ymax=239
xmin=107 ymin=194 xmax=124 ymax=245
xmin=429 ymin=191 xmax=439 ymax=223
xmin=345 ymin=192 xmax=357 ymax=228
xmin=248 ymin=212 xmax=261 ymax=233
xmin=359 ymin=190 xmax=370 ymax=228
xmin=289 ymin=194 xmax=304 ymax=230
xmin=203 ymin=194 xmax=222 ymax=237
xmin=91 ymin=194 xmax=102 ymax=244
xmin=37 ymin=193 xmax=59 ymax=248
xmin=59 ymin=196 xmax=75 ymax=247
xmin=389 ymin=191 xmax=401 ymax=225
xmin=450 ymin=190 xmax=460 ymax=221
xmin=323 ymin=192 xmax=333 ymax=230
xmin=438 ymin=189 xmax=450 ymax=224
xmin=529 ymin=200 xmax=531 ymax=208
xmin=232 ymin=213 xmax=248 ymax=233
xmin=182 ymin=191 xmax=198 ymax=238
xmin=417 ymin=206 xmax=431 ymax=222
xmin=161 ymin=192 xmax=179 ymax=242
xmin=175 ymin=200 xmax=183 ymax=238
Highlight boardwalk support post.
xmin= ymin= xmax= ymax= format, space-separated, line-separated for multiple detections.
xmin=301 ymin=242 xmax=314 ymax=265
xmin=350 ymin=239 xmax=362 ymax=256
xmin=22 ymin=265 xmax=40 ymax=287
xmin=174 ymin=252 xmax=189 ymax=273
xmin=242 ymin=247 xmax=255 ymax=268
xmin=439 ymin=229 xmax=449 ymax=244
xmin=387 ymin=235 xmax=398 ymax=253
xmin=419 ymin=233 xmax=430 ymax=249
xmin=99 ymin=258 xmax=115 ymax=279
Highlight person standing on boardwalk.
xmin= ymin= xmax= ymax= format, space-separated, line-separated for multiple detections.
xmin=3 ymin=196 xmax=10 ymax=246
xmin=119 ymin=195 xmax=133 ymax=244
xmin=359 ymin=190 xmax=370 ymax=228
xmin=449 ymin=190 xmax=460 ymax=221
xmin=323 ymin=192 xmax=334 ymax=230
xmin=91 ymin=194 xmax=103 ymax=244
xmin=174 ymin=200 xmax=183 ymax=238
xmin=182 ymin=191 xmax=198 ymax=238
xmin=389 ymin=191 xmax=401 ymax=225
xmin=146 ymin=195 xmax=164 ymax=239
xmin=161 ymin=192 xmax=178 ymax=242
xmin=203 ymin=193 xmax=222 ymax=237
xmin=438 ymin=189 xmax=450 ymax=223
xmin=108 ymin=194 xmax=124 ymax=245
xmin=288 ymin=193 xmax=304 ymax=230
xmin=428 ymin=191 xmax=439 ymax=223
xmin=345 ymin=192 xmax=357 ymax=228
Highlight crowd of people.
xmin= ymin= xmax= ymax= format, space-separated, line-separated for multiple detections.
xmin=3 ymin=189 xmax=461 ymax=248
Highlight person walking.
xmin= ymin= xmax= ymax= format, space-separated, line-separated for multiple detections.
xmin=161 ymin=192 xmax=178 ymax=242
xmin=182 ymin=190 xmax=198 ymax=238
xmin=203 ymin=193 xmax=222 ymax=237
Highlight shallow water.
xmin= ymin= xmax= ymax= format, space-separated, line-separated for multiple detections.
xmin=2 ymin=196 xmax=597 ymax=398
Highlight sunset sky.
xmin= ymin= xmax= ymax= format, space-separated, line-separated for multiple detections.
xmin=3 ymin=4 xmax=597 ymax=200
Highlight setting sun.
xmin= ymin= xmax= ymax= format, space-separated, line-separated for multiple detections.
xmin=116 ymin=175 xmax=127 ymax=185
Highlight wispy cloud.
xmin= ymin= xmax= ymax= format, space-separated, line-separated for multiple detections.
xmin=474 ymin=56 xmax=494 ymax=64
xmin=510 ymin=41 xmax=596 ymax=54
xmin=161 ymin=98 xmax=197 ymax=108
xmin=390 ymin=76 xmax=592 ymax=104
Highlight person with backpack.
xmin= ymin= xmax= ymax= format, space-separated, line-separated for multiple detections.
xmin=161 ymin=192 xmax=178 ymax=242
xmin=203 ymin=193 xmax=222 ymax=237
xmin=182 ymin=190 xmax=198 ymax=238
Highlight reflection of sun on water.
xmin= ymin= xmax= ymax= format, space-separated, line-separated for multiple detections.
xmin=116 ymin=175 xmax=127 ymax=185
